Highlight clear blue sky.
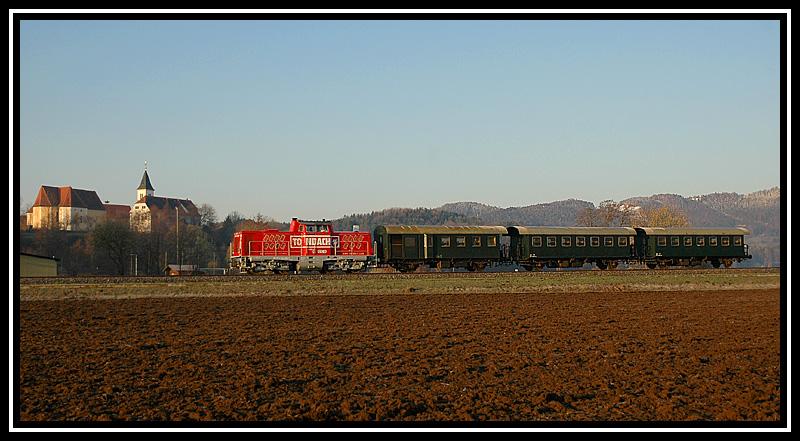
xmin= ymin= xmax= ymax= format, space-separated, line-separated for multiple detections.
xmin=18 ymin=19 xmax=781 ymax=221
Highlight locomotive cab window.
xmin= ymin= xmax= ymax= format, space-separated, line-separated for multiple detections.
xmin=657 ymin=237 xmax=667 ymax=247
xmin=441 ymin=237 xmax=451 ymax=248
xmin=319 ymin=225 xmax=329 ymax=232
xmin=590 ymin=237 xmax=600 ymax=247
xmin=618 ymin=237 xmax=627 ymax=247
xmin=671 ymin=236 xmax=680 ymax=247
xmin=546 ymin=237 xmax=557 ymax=247
xmin=734 ymin=237 xmax=742 ymax=246
xmin=487 ymin=236 xmax=497 ymax=247
xmin=472 ymin=236 xmax=481 ymax=247
xmin=604 ymin=237 xmax=614 ymax=247
xmin=456 ymin=237 xmax=466 ymax=247
xmin=307 ymin=225 xmax=316 ymax=233
xmin=684 ymin=237 xmax=692 ymax=246
xmin=697 ymin=237 xmax=705 ymax=246
xmin=576 ymin=237 xmax=586 ymax=247
xmin=532 ymin=236 xmax=543 ymax=247
xmin=721 ymin=237 xmax=730 ymax=246
xmin=710 ymin=236 xmax=718 ymax=246
xmin=561 ymin=237 xmax=571 ymax=247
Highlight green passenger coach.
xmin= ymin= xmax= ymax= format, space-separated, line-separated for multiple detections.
xmin=373 ymin=225 xmax=508 ymax=272
xmin=634 ymin=227 xmax=751 ymax=268
xmin=507 ymin=226 xmax=637 ymax=270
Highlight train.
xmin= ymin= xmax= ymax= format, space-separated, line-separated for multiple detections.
xmin=229 ymin=218 xmax=752 ymax=274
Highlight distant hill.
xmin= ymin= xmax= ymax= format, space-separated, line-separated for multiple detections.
xmin=330 ymin=187 xmax=780 ymax=267
xmin=439 ymin=199 xmax=594 ymax=226
xmin=331 ymin=207 xmax=479 ymax=235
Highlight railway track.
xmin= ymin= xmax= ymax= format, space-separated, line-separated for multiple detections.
xmin=18 ymin=267 xmax=779 ymax=285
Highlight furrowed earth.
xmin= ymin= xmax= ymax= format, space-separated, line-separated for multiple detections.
xmin=17 ymin=269 xmax=781 ymax=423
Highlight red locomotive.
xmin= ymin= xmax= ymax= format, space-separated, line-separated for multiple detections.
xmin=229 ymin=218 xmax=375 ymax=273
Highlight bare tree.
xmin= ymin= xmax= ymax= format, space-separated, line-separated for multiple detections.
xmin=91 ymin=221 xmax=134 ymax=275
xmin=576 ymin=207 xmax=603 ymax=226
xmin=198 ymin=203 xmax=218 ymax=227
xmin=635 ymin=206 xmax=690 ymax=227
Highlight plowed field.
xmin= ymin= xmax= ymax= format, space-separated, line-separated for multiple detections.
xmin=17 ymin=280 xmax=781 ymax=423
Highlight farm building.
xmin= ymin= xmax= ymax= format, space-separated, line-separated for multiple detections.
xmin=164 ymin=265 xmax=199 ymax=276
xmin=19 ymin=253 xmax=59 ymax=277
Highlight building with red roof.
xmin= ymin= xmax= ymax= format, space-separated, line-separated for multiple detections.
xmin=27 ymin=185 xmax=108 ymax=231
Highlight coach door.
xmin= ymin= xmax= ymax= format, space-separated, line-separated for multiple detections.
xmin=390 ymin=235 xmax=403 ymax=259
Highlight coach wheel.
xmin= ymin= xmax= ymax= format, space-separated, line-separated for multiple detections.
xmin=607 ymin=261 xmax=618 ymax=270
xmin=711 ymin=260 xmax=721 ymax=268
xmin=723 ymin=259 xmax=733 ymax=268
xmin=521 ymin=264 xmax=533 ymax=271
xmin=596 ymin=261 xmax=608 ymax=270
xmin=646 ymin=262 xmax=657 ymax=270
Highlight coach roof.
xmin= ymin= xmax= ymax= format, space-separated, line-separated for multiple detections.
xmin=635 ymin=227 xmax=751 ymax=236
xmin=376 ymin=225 xmax=508 ymax=235
xmin=508 ymin=226 xmax=637 ymax=236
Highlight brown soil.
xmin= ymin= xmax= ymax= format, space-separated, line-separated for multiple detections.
xmin=18 ymin=289 xmax=780 ymax=423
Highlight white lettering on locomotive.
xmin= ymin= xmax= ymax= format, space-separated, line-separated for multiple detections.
xmin=290 ymin=236 xmax=334 ymax=249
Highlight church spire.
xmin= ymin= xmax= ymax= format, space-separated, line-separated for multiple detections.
xmin=137 ymin=164 xmax=155 ymax=201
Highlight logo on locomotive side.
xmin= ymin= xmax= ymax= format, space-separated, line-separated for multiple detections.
xmin=290 ymin=236 xmax=339 ymax=248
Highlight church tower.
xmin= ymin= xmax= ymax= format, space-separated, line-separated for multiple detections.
xmin=137 ymin=162 xmax=155 ymax=201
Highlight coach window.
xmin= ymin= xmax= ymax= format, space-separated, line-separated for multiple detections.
xmin=562 ymin=236 xmax=571 ymax=247
xmin=697 ymin=237 xmax=705 ymax=246
xmin=590 ymin=236 xmax=600 ymax=247
xmin=532 ymin=236 xmax=543 ymax=247
xmin=546 ymin=236 xmax=557 ymax=247
xmin=710 ymin=236 xmax=718 ymax=246
xmin=618 ymin=236 xmax=627 ymax=247
xmin=671 ymin=236 xmax=680 ymax=247
xmin=734 ymin=237 xmax=742 ymax=246
xmin=657 ymin=236 xmax=667 ymax=247
xmin=456 ymin=237 xmax=466 ymax=247
xmin=576 ymin=237 xmax=586 ymax=247
xmin=721 ymin=237 xmax=730 ymax=246
xmin=404 ymin=236 xmax=417 ymax=247
xmin=441 ymin=237 xmax=451 ymax=248
xmin=426 ymin=235 xmax=433 ymax=248
xmin=472 ymin=236 xmax=481 ymax=247
xmin=487 ymin=236 xmax=497 ymax=247
xmin=604 ymin=237 xmax=614 ymax=247
xmin=684 ymin=237 xmax=692 ymax=247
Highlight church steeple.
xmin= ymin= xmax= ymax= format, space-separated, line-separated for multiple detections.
xmin=137 ymin=162 xmax=155 ymax=201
